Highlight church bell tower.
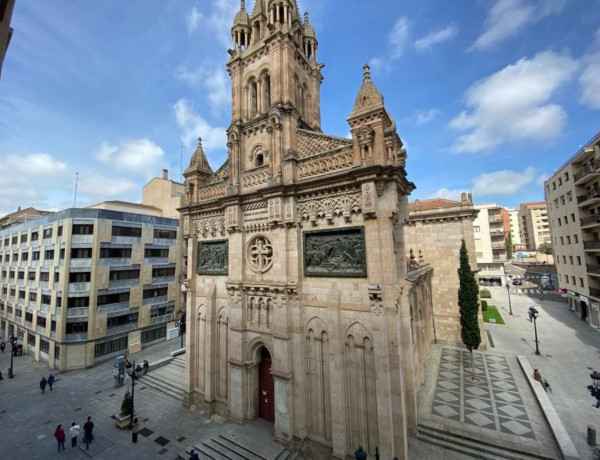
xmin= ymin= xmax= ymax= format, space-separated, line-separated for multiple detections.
xmin=226 ymin=0 xmax=323 ymax=189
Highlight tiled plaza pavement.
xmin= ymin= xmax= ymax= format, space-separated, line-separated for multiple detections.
xmin=418 ymin=345 xmax=560 ymax=459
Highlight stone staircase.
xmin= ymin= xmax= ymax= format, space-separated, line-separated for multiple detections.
xmin=415 ymin=424 xmax=559 ymax=460
xmin=138 ymin=354 xmax=186 ymax=400
xmin=193 ymin=433 xmax=300 ymax=460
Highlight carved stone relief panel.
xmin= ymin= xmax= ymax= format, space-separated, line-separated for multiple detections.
xmin=268 ymin=197 xmax=282 ymax=223
xmin=197 ymin=239 xmax=229 ymax=275
xmin=284 ymin=197 xmax=297 ymax=224
xmin=183 ymin=215 xmax=190 ymax=238
xmin=225 ymin=205 xmax=241 ymax=230
xmin=361 ymin=182 xmax=377 ymax=216
xmin=303 ymin=226 xmax=367 ymax=277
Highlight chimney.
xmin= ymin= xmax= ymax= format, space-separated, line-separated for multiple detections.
xmin=162 ymin=169 xmax=168 ymax=180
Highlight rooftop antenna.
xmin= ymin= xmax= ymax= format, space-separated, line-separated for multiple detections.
xmin=73 ymin=172 xmax=79 ymax=208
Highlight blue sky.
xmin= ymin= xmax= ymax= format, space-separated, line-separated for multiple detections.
xmin=0 ymin=0 xmax=599 ymax=217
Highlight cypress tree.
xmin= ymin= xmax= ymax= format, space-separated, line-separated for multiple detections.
xmin=457 ymin=239 xmax=481 ymax=381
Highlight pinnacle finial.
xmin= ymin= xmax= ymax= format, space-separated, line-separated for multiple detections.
xmin=304 ymin=11 xmax=309 ymax=21
xmin=197 ymin=137 xmax=203 ymax=148
xmin=241 ymin=0 xmax=245 ymax=9
xmin=363 ymin=63 xmax=371 ymax=79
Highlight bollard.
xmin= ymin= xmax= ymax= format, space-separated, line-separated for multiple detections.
xmin=588 ymin=425 xmax=596 ymax=446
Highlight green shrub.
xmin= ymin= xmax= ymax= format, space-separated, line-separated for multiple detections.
xmin=480 ymin=288 xmax=492 ymax=299
xmin=481 ymin=300 xmax=488 ymax=311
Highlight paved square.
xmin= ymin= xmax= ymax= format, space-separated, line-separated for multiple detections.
xmin=432 ymin=348 xmax=535 ymax=438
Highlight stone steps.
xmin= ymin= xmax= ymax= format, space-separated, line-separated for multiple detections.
xmin=416 ymin=424 xmax=557 ymax=460
xmin=138 ymin=357 xmax=186 ymax=401
xmin=192 ymin=432 xmax=301 ymax=460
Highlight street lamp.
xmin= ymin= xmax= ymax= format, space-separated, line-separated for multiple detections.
xmin=529 ymin=306 xmax=540 ymax=355
xmin=8 ymin=336 xmax=17 ymax=378
xmin=588 ymin=371 xmax=600 ymax=408
xmin=506 ymin=282 xmax=513 ymax=315
xmin=125 ymin=360 xmax=136 ymax=428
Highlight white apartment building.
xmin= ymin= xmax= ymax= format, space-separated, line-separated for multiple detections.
xmin=519 ymin=202 xmax=550 ymax=251
xmin=473 ymin=204 xmax=508 ymax=285
xmin=507 ymin=209 xmax=524 ymax=251
xmin=545 ymin=131 xmax=600 ymax=327
xmin=0 ymin=206 xmax=180 ymax=371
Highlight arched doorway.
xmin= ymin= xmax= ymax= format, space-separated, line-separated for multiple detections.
xmin=258 ymin=347 xmax=275 ymax=422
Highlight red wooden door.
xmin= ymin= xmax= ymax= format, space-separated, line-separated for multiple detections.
xmin=258 ymin=348 xmax=275 ymax=422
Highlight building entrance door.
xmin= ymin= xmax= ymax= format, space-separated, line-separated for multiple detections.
xmin=258 ymin=347 xmax=275 ymax=422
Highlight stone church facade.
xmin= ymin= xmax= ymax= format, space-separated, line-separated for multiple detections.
xmin=179 ymin=1 xmax=438 ymax=458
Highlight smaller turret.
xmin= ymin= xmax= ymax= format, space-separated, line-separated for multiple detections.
xmin=302 ymin=12 xmax=317 ymax=61
xmin=184 ymin=137 xmax=214 ymax=185
xmin=232 ymin=1 xmax=251 ymax=50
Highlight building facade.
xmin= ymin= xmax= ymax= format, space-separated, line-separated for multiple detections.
xmin=179 ymin=2 xmax=436 ymax=458
xmin=0 ymin=207 xmax=180 ymax=371
xmin=405 ymin=195 xmax=483 ymax=343
xmin=519 ymin=202 xmax=550 ymax=251
xmin=545 ymin=131 xmax=600 ymax=327
xmin=472 ymin=204 xmax=508 ymax=285
xmin=507 ymin=208 xmax=524 ymax=252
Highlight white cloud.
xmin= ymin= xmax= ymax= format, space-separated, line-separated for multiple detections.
xmin=77 ymin=174 xmax=139 ymax=198
xmin=579 ymin=28 xmax=600 ymax=110
xmin=94 ymin=139 xmax=165 ymax=179
xmin=172 ymin=99 xmax=226 ymax=152
xmin=370 ymin=16 xmax=410 ymax=73
xmin=449 ymin=51 xmax=578 ymax=153
xmin=176 ymin=63 xmax=230 ymax=116
xmin=472 ymin=0 xmax=566 ymax=51
xmin=186 ymin=7 xmax=203 ymax=34
xmin=415 ymin=108 xmax=441 ymax=125
xmin=186 ymin=0 xmax=239 ymax=48
xmin=0 ymin=153 xmax=70 ymax=216
xmin=415 ymin=25 xmax=458 ymax=51
xmin=472 ymin=167 xmax=536 ymax=196
xmin=429 ymin=188 xmax=467 ymax=201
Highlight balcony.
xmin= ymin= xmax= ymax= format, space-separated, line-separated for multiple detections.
xmin=151 ymin=313 xmax=174 ymax=325
xmin=574 ymin=159 xmax=600 ymax=185
xmin=70 ymin=258 xmax=92 ymax=269
xmin=68 ymin=282 xmax=90 ymax=294
xmin=67 ymin=307 xmax=89 ymax=318
xmin=36 ymin=326 xmax=46 ymax=335
xmin=583 ymin=241 xmax=600 ymax=251
xmin=588 ymin=264 xmax=600 ymax=276
xmin=581 ymin=214 xmax=600 ymax=229
xmin=491 ymin=242 xmax=506 ymax=249
xmin=143 ymin=295 xmax=168 ymax=306
xmin=106 ymin=323 xmax=138 ymax=335
xmin=590 ymin=287 xmax=600 ymax=299
xmin=65 ymin=332 xmax=87 ymax=343
xmin=97 ymin=301 xmax=129 ymax=315
xmin=72 ymin=234 xmax=93 ymax=244
xmin=490 ymin=229 xmax=505 ymax=237
xmin=577 ymin=189 xmax=600 ymax=207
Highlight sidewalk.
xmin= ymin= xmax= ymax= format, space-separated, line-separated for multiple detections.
xmin=483 ymin=286 xmax=600 ymax=459
xmin=0 ymin=338 xmax=225 ymax=459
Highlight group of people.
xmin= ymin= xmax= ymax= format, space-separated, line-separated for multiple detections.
xmin=39 ymin=374 xmax=55 ymax=393
xmin=53 ymin=417 xmax=94 ymax=451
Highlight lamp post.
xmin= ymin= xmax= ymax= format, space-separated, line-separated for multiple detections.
xmin=588 ymin=371 xmax=600 ymax=408
xmin=529 ymin=306 xmax=540 ymax=355
xmin=506 ymin=282 xmax=513 ymax=315
xmin=126 ymin=360 xmax=136 ymax=428
xmin=8 ymin=336 xmax=17 ymax=378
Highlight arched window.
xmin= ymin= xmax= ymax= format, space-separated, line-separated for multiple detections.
xmin=256 ymin=153 xmax=264 ymax=167
xmin=250 ymin=80 xmax=258 ymax=117
xmin=264 ymin=74 xmax=271 ymax=109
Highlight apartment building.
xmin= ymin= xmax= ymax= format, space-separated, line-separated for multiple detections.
xmin=507 ymin=208 xmax=524 ymax=251
xmin=473 ymin=204 xmax=509 ymax=285
xmin=0 ymin=206 xmax=180 ymax=371
xmin=545 ymin=131 xmax=600 ymax=327
xmin=519 ymin=202 xmax=550 ymax=251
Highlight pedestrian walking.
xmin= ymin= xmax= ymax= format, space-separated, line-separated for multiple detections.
xmin=54 ymin=424 xmax=66 ymax=451
xmin=355 ymin=446 xmax=368 ymax=460
xmin=189 ymin=450 xmax=200 ymax=460
xmin=40 ymin=376 xmax=47 ymax=394
xmin=0 ymin=341 xmax=5 ymax=352
xmin=83 ymin=416 xmax=94 ymax=450
xmin=0 ymin=371 xmax=3 ymax=381
xmin=69 ymin=422 xmax=80 ymax=448
xmin=48 ymin=373 xmax=55 ymax=391
xmin=131 ymin=417 xmax=139 ymax=443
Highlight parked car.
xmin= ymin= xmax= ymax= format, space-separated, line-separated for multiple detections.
xmin=512 ymin=277 xmax=522 ymax=285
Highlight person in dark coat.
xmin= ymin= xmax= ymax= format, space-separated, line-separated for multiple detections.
xmin=83 ymin=416 xmax=94 ymax=450
xmin=40 ymin=376 xmax=47 ymax=394
xmin=54 ymin=424 xmax=66 ymax=451
xmin=189 ymin=450 xmax=199 ymax=460
xmin=355 ymin=446 xmax=368 ymax=460
xmin=0 ymin=341 xmax=5 ymax=352
xmin=48 ymin=374 xmax=55 ymax=391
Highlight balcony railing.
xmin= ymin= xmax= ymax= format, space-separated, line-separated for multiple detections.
xmin=68 ymin=282 xmax=90 ymax=293
xmin=574 ymin=159 xmax=600 ymax=184
xmin=577 ymin=189 xmax=600 ymax=204
xmin=581 ymin=215 xmax=600 ymax=228
xmin=65 ymin=332 xmax=87 ymax=343
xmin=583 ymin=241 xmax=600 ymax=250
xmin=143 ymin=295 xmax=168 ymax=306
xmin=66 ymin=307 xmax=89 ymax=318
xmin=150 ymin=313 xmax=174 ymax=325
xmin=590 ymin=287 xmax=600 ymax=299
xmin=587 ymin=264 xmax=600 ymax=275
